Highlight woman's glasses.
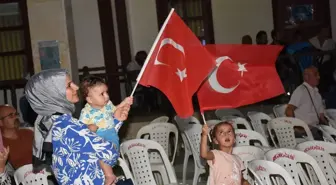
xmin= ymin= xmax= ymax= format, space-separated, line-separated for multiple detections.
xmin=0 ymin=112 xmax=19 ymax=120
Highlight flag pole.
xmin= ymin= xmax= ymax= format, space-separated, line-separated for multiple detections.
xmin=201 ymin=112 xmax=212 ymax=142
xmin=130 ymin=8 xmax=175 ymax=96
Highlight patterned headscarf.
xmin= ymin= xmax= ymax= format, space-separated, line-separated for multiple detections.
xmin=25 ymin=69 xmax=75 ymax=172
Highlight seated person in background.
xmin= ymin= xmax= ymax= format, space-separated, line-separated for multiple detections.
xmin=127 ymin=51 xmax=158 ymax=111
xmin=241 ymin=35 xmax=252 ymax=44
xmin=285 ymin=66 xmax=326 ymax=140
xmin=126 ymin=50 xmax=147 ymax=80
xmin=0 ymin=105 xmax=33 ymax=169
xmin=256 ymin=30 xmax=268 ymax=45
xmin=270 ymin=29 xmax=282 ymax=45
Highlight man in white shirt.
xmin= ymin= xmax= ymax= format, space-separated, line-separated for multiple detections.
xmin=309 ymin=27 xmax=335 ymax=62
xmin=285 ymin=66 xmax=327 ymax=140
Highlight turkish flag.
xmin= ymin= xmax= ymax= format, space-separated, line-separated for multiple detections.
xmin=197 ymin=44 xmax=285 ymax=111
xmin=138 ymin=10 xmax=216 ymax=118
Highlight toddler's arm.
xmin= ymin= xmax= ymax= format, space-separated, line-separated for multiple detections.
xmin=200 ymin=124 xmax=214 ymax=160
xmin=79 ymin=107 xmax=98 ymax=132
xmin=87 ymin=124 xmax=99 ymax=132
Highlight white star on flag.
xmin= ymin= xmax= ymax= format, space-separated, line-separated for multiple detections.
xmin=237 ymin=62 xmax=247 ymax=77
xmin=176 ymin=68 xmax=187 ymax=82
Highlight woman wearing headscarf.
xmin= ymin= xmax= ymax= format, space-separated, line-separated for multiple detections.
xmin=25 ymin=69 xmax=131 ymax=185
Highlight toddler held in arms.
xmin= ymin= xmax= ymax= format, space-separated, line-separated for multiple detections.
xmin=200 ymin=122 xmax=250 ymax=185
xmin=79 ymin=76 xmax=133 ymax=185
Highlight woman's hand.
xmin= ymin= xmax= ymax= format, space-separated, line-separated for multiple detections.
xmin=114 ymin=101 xmax=131 ymax=121
xmin=0 ymin=147 xmax=9 ymax=173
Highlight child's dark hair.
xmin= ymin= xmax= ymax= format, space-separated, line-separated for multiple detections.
xmin=211 ymin=121 xmax=235 ymax=139
xmin=80 ymin=75 xmax=106 ymax=98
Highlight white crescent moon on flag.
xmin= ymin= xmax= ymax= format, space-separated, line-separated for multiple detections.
xmin=208 ymin=56 xmax=240 ymax=94
xmin=154 ymin=38 xmax=185 ymax=66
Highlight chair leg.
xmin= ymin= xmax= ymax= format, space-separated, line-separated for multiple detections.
xmin=192 ymin=167 xmax=201 ymax=185
xmin=182 ymin=152 xmax=189 ymax=185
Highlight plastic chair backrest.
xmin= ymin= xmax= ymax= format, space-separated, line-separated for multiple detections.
xmin=235 ymin=129 xmax=269 ymax=147
xmin=215 ymin=108 xmax=244 ymax=119
xmin=14 ymin=164 xmax=49 ymax=185
xmin=248 ymin=160 xmax=297 ymax=185
xmin=120 ymin=139 xmax=177 ymax=185
xmin=247 ymin=111 xmax=271 ymax=137
xmin=265 ymin=148 xmax=328 ymax=185
xmin=320 ymin=125 xmax=336 ymax=141
xmin=296 ymin=141 xmax=336 ymax=185
xmin=136 ymin=122 xmax=179 ymax=164
xmin=232 ymin=146 xmax=265 ymax=183
xmin=221 ymin=116 xmax=252 ymax=130
xmin=204 ymin=119 xmax=222 ymax=129
xmin=273 ymin=104 xmax=287 ymax=117
xmin=325 ymin=109 xmax=336 ymax=121
xmin=150 ymin=116 xmax=169 ymax=124
xmin=118 ymin=158 xmax=135 ymax=183
xmin=183 ymin=122 xmax=205 ymax=168
xmin=174 ymin=115 xmax=200 ymax=132
xmin=267 ymin=117 xmax=313 ymax=148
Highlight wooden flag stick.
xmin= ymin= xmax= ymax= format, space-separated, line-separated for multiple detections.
xmin=201 ymin=112 xmax=212 ymax=142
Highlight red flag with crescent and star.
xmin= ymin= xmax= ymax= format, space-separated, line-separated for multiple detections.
xmin=137 ymin=10 xmax=216 ymax=118
xmin=197 ymin=44 xmax=285 ymax=111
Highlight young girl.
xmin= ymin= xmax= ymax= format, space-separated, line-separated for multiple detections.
xmin=200 ymin=122 xmax=250 ymax=185
xmin=79 ymin=76 xmax=132 ymax=185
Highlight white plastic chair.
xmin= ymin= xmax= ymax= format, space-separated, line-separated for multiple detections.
xmin=174 ymin=116 xmax=199 ymax=184
xmin=319 ymin=125 xmax=336 ymax=141
xmin=150 ymin=116 xmax=169 ymax=124
xmin=221 ymin=116 xmax=252 ymax=130
xmin=313 ymin=125 xmax=336 ymax=143
xmin=184 ymin=122 xmax=206 ymax=185
xmin=204 ymin=119 xmax=222 ymax=129
xmin=248 ymin=160 xmax=297 ymax=185
xmin=296 ymin=141 xmax=336 ymax=185
xmin=235 ymin=129 xmax=269 ymax=147
xmin=267 ymin=117 xmax=314 ymax=148
xmin=247 ymin=111 xmax=272 ymax=139
xmin=136 ymin=122 xmax=179 ymax=164
xmin=118 ymin=158 xmax=135 ymax=183
xmin=120 ymin=139 xmax=178 ymax=185
xmin=265 ymin=148 xmax=329 ymax=185
xmin=273 ymin=104 xmax=287 ymax=117
xmin=325 ymin=109 xmax=336 ymax=121
xmin=136 ymin=122 xmax=179 ymax=184
xmin=215 ymin=108 xmax=244 ymax=119
xmin=14 ymin=164 xmax=49 ymax=185
xmin=174 ymin=116 xmax=200 ymax=131
xmin=232 ymin=146 xmax=265 ymax=184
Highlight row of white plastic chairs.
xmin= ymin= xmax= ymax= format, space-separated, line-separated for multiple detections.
xmin=175 ymin=116 xmax=336 ymax=185
xmin=215 ymin=108 xmax=336 ymax=146
xmin=234 ymin=140 xmax=336 ymax=185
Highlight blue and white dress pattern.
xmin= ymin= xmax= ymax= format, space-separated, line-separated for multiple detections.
xmin=51 ymin=114 xmax=119 ymax=185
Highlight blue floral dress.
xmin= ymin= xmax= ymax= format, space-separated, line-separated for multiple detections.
xmin=51 ymin=114 xmax=119 ymax=185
